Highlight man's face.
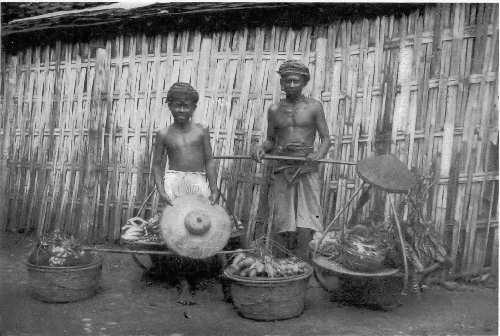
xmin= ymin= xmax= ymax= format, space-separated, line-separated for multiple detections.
xmin=281 ymin=74 xmax=307 ymax=96
xmin=168 ymin=97 xmax=196 ymax=124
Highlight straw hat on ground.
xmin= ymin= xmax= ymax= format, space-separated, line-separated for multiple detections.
xmin=160 ymin=195 xmax=232 ymax=259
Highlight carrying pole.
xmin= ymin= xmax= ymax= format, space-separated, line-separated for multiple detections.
xmin=213 ymin=155 xmax=356 ymax=165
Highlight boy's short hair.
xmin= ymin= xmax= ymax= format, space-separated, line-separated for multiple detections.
xmin=167 ymin=82 xmax=199 ymax=104
xmin=278 ymin=60 xmax=310 ymax=83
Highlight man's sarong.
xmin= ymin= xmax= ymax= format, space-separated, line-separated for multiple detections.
xmin=268 ymin=170 xmax=323 ymax=233
xmin=163 ymin=169 xmax=210 ymax=202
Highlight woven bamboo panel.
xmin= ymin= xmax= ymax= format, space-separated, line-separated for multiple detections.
xmin=0 ymin=4 xmax=498 ymax=274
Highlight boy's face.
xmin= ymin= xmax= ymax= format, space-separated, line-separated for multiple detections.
xmin=168 ymin=97 xmax=196 ymax=125
xmin=280 ymin=73 xmax=307 ymax=96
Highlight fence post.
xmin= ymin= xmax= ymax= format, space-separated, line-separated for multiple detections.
xmin=79 ymin=47 xmax=109 ymax=242
xmin=0 ymin=55 xmax=17 ymax=232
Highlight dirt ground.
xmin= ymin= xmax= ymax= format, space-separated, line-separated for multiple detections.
xmin=1 ymin=232 xmax=498 ymax=336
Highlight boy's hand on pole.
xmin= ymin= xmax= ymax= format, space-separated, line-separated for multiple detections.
xmin=209 ymin=190 xmax=220 ymax=205
xmin=159 ymin=192 xmax=173 ymax=206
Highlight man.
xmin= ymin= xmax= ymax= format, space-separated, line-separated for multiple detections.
xmin=152 ymin=82 xmax=220 ymax=305
xmin=253 ymin=60 xmax=331 ymax=261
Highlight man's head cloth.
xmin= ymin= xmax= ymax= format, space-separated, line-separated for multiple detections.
xmin=167 ymin=82 xmax=199 ymax=104
xmin=278 ymin=60 xmax=310 ymax=82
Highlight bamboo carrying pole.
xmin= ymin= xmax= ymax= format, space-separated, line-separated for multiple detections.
xmin=214 ymin=154 xmax=357 ymax=166
xmin=83 ymin=246 xmax=255 ymax=256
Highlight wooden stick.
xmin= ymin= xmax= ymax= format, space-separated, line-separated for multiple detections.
xmin=213 ymin=155 xmax=357 ymax=166
xmin=313 ymin=183 xmax=365 ymax=257
xmin=389 ymin=195 xmax=409 ymax=294
xmin=82 ymin=246 xmax=255 ymax=256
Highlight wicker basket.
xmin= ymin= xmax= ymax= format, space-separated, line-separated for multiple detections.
xmin=26 ymin=255 xmax=102 ymax=303
xmin=223 ymin=265 xmax=313 ymax=321
xmin=311 ymin=255 xmax=403 ymax=310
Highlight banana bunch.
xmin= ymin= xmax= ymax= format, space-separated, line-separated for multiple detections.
xmin=226 ymin=252 xmax=308 ymax=278
xmin=121 ymin=217 xmax=146 ymax=241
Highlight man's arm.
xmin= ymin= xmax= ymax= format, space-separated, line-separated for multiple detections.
xmin=152 ymin=129 xmax=170 ymax=203
xmin=202 ymin=127 xmax=219 ymax=204
xmin=307 ymin=101 xmax=331 ymax=161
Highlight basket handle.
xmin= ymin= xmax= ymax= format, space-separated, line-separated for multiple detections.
xmin=136 ymin=188 xmax=157 ymax=218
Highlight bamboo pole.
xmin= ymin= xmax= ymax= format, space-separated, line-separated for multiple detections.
xmin=389 ymin=195 xmax=409 ymax=293
xmin=313 ymin=183 xmax=365 ymax=257
xmin=79 ymin=47 xmax=108 ymax=242
xmin=213 ymin=154 xmax=357 ymax=165
xmin=82 ymin=246 xmax=254 ymax=256
xmin=0 ymin=55 xmax=17 ymax=231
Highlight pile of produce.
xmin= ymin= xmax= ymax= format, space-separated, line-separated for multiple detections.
xmin=335 ymin=233 xmax=387 ymax=272
xmin=28 ymin=232 xmax=93 ymax=267
xmin=310 ymin=231 xmax=341 ymax=258
xmin=226 ymin=251 xmax=309 ymax=278
xmin=311 ymin=222 xmax=390 ymax=273
xmin=121 ymin=214 xmax=161 ymax=242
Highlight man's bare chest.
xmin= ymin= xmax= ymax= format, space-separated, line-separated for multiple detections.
xmin=273 ymin=105 xmax=315 ymax=128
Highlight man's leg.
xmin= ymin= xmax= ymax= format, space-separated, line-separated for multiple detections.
xmin=296 ymin=227 xmax=313 ymax=262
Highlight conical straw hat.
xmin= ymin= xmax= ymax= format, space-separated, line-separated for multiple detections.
xmin=356 ymin=154 xmax=416 ymax=193
xmin=160 ymin=194 xmax=232 ymax=259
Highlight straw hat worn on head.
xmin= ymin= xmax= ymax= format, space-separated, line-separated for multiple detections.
xmin=278 ymin=60 xmax=311 ymax=82
xmin=160 ymin=195 xmax=232 ymax=259
xmin=166 ymin=82 xmax=199 ymax=103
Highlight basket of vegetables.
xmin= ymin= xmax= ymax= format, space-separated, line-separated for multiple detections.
xmin=223 ymin=240 xmax=313 ymax=321
xmin=26 ymin=232 xmax=102 ymax=303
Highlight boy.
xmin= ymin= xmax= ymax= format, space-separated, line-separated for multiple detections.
xmin=152 ymin=82 xmax=220 ymax=305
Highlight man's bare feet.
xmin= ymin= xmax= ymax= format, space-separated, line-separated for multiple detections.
xmin=176 ymin=280 xmax=196 ymax=305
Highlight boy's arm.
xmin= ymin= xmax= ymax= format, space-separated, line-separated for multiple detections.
xmin=306 ymin=102 xmax=331 ymax=161
xmin=152 ymin=130 xmax=170 ymax=204
xmin=202 ymin=127 xmax=219 ymax=204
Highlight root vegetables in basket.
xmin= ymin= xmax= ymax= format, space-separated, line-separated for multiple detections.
xmin=226 ymin=253 xmax=308 ymax=278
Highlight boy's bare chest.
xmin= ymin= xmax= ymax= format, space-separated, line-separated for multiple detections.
xmin=165 ymin=132 xmax=203 ymax=151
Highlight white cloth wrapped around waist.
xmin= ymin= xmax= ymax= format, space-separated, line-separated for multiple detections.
xmin=163 ymin=169 xmax=211 ymax=203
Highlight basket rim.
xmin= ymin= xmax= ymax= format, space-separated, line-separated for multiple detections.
xmin=25 ymin=255 xmax=103 ymax=270
xmin=224 ymin=264 xmax=313 ymax=284
xmin=312 ymin=255 xmax=400 ymax=277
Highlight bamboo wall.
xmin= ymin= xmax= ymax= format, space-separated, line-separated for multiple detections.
xmin=1 ymin=4 xmax=498 ymax=275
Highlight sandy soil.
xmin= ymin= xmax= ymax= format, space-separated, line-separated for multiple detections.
xmin=1 ymin=232 xmax=497 ymax=336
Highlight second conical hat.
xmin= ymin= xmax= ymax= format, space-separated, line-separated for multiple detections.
xmin=160 ymin=194 xmax=232 ymax=259
xmin=356 ymin=154 xmax=416 ymax=193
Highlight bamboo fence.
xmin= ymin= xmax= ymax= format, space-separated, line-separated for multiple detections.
xmin=0 ymin=4 xmax=498 ymax=275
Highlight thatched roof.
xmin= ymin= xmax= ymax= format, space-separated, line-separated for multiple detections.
xmin=2 ymin=2 xmax=425 ymax=51
xmin=1 ymin=2 xmax=109 ymax=23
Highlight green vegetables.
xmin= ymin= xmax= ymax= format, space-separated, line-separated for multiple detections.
xmin=29 ymin=232 xmax=93 ymax=267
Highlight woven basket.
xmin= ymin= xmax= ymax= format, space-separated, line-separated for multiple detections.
xmin=223 ymin=265 xmax=313 ymax=321
xmin=26 ymin=255 xmax=102 ymax=303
